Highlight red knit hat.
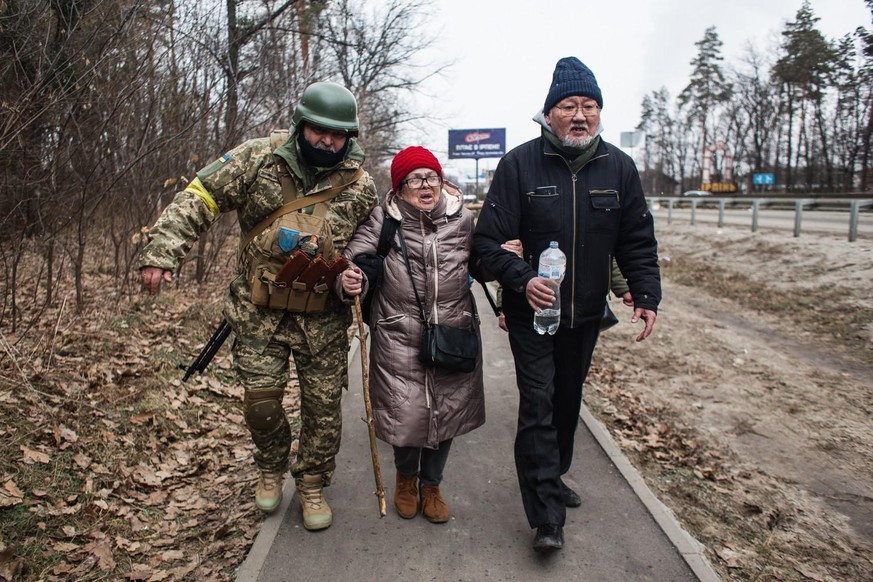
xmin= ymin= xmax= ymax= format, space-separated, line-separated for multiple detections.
xmin=390 ymin=146 xmax=442 ymax=191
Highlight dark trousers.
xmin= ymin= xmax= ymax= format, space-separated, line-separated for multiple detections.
xmin=394 ymin=439 xmax=453 ymax=486
xmin=505 ymin=313 xmax=601 ymax=528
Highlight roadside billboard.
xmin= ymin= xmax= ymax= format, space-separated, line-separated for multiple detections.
xmin=448 ymin=128 xmax=506 ymax=159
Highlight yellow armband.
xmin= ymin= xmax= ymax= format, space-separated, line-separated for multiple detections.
xmin=184 ymin=177 xmax=220 ymax=216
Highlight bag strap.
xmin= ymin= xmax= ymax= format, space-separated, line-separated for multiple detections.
xmin=397 ymin=227 xmax=428 ymax=324
xmin=478 ymin=281 xmax=500 ymax=316
xmin=239 ymin=167 xmax=364 ymax=255
xmin=397 ymin=227 xmax=478 ymax=329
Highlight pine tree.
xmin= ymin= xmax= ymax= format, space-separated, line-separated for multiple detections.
xmin=679 ymin=26 xmax=732 ymax=187
xmin=772 ymin=0 xmax=836 ymax=190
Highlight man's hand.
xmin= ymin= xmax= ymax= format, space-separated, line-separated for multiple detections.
xmin=141 ymin=267 xmax=173 ymax=296
xmin=525 ymin=277 xmax=557 ymax=312
xmin=498 ymin=313 xmax=508 ymax=332
xmin=341 ymin=266 xmax=363 ymax=297
xmin=631 ymin=308 xmax=656 ymax=342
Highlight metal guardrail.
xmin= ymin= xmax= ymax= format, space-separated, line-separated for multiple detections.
xmin=648 ymin=197 xmax=873 ymax=242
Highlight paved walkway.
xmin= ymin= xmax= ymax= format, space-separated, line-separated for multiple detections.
xmin=236 ymin=286 xmax=719 ymax=582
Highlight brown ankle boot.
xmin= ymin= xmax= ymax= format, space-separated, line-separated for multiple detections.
xmin=394 ymin=472 xmax=419 ymax=519
xmin=420 ymin=484 xmax=450 ymax=524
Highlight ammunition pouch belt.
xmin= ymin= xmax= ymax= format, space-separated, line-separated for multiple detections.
xmin=242 ymin=164 xmax=362 ymax=314
xmin=247 ymin=202 xmax=334 ymax=313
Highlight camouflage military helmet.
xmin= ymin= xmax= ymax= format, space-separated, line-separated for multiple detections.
xmin=293 ymin=82 xmax=359 ymax=135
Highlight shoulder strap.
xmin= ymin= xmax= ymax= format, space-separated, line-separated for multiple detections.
xmin=397 ymin=227 xmax=428 ymax=324
xmin=269 ymin=128 xmax=290 ymax=150
xmin=376 ymin=216 xmax=400 ymax=258
xmin=273 ymin=156 xmax=300 ymax=204
xmin=239 ymin=167 xmax=364 ymax=255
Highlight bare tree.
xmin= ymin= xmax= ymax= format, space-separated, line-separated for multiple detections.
xmin=321 ymin=0 xmax=448 ymax=178
xmin=0 ymin=0 xmax=452 ymax=335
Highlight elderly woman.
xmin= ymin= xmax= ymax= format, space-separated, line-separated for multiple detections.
xmin=339 ymin=146 xmax=485 ymax=524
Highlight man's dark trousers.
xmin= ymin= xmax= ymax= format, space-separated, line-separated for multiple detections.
xmin=506 ymin=312 xmax=601 ymax=528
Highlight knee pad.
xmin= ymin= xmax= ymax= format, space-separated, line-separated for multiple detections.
xmin=244 ymin=389 xmax=284 ymax=432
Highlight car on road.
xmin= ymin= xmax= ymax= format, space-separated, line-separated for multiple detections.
xmin=682 ymin=190 xmax=711 ymax=197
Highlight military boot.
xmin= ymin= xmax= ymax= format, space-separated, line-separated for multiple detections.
xmin=297 ymin=474 xmax=332 ymax=530
xmin=255 ymin=470 xmax=284 ymax=514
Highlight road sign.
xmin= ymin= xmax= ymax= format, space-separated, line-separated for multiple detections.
xmin=753 ymin=173 xmax=775 ymax=185
xmin=448 ymin=128 xmax=505 ymax=159
xmin=620 ymin=131 xmax=644 ymax=148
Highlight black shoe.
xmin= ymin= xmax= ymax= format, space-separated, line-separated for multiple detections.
xmin=533 ymin=524 xmax=564 ymax=552
xmin=560 ymin=480 xmax=582 ymax=508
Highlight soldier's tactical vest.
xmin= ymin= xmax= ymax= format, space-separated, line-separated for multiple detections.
xmin=241 ymin=130 xmax=362 ymax=313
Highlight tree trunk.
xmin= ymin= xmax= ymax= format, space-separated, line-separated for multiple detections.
xmin=861 ymin=101 xmax=873 ymax=192
xmin=224 ymin=0 xmax=240 ymax=148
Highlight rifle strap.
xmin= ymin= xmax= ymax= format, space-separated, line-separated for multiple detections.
xmin=239 ymin=167 xmax=364 ymax=256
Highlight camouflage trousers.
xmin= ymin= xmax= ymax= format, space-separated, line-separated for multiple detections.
xmin=233 ymin=314 xmax=349 ymax=485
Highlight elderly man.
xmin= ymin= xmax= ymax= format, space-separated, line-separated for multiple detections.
xmin=139 ymin=82 xmax=377 ymax=531
xmin=473 ymin=57 xmax=661 ymax=551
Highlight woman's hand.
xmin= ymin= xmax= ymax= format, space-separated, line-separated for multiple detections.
xmin=341 ymin=266 xmax=364 ymax=297
xmin=501 ymin=239 xmax=523 ymax=258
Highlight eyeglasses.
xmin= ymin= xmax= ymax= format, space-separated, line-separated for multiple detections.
xmin=554 ymin=103 xmax=600 ymax=117
xmin=403 ymin=175 xmax=442 ymax=189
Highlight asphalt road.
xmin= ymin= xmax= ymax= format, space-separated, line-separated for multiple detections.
xmin=235 ymin=285 xmax=718 ymax=582
xmin=651 ymin=204 xmax=873 ymax=239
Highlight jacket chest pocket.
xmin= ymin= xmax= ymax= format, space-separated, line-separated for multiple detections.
xmin=588 ymin=189 xmax=620 ymax=231
xmin=523 ymin=186 xmax=561 ymax=234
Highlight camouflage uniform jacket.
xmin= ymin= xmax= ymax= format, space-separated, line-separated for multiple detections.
xmin=138 ymin=131 xmax=378 ymax=353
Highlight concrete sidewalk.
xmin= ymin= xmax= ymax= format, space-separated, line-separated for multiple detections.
xmin=236 ymin=287 xmax=719 ymax=582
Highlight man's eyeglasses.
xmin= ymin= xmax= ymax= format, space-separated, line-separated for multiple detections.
xmin=403 ymin=175 xmax=442 ymax=189
xmin=554 ymin=103 xmax=600 ymax=117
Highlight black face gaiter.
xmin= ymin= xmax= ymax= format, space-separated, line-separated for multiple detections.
xmin=298 ymin=131 xmax=349 ymax=168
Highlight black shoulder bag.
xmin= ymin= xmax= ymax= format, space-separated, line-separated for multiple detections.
xmin=397 ymin=227 xmax=479 ymax=374
xmin=352 ymin=216 xmax=400 ymax=325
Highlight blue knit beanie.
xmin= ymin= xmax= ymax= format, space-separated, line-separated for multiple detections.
xmin=543 ymin=57 xmax=603 ymax=112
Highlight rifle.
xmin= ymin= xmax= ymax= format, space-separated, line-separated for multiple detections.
xmin=180 ymin=319 xmax=233 ymax=381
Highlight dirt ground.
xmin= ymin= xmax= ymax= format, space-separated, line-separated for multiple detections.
xmin=586 ymin=222 xmax=873 ymax=581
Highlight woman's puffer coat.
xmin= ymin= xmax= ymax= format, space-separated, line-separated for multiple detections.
xmin=342 ymin=187 xmax=485 ymax=449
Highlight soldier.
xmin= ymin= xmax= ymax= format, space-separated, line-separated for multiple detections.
xmin=139 ymin=82 xmax=378 ymax=531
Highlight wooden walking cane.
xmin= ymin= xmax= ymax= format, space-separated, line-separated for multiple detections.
xmin=354 ymin=295 xmax=387 ymax=517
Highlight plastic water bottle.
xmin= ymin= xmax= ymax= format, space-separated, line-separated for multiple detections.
xmin=533 ymin=241 xmax=566 ymax=335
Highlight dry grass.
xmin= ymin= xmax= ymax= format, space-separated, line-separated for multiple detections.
xmin=663 ymin=255 xmax=873 ymax=365
xmin=0 ymin=244 xmax=280 ymax=581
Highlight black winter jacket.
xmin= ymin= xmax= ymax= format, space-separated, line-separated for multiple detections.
xmin=473 ymin=136 xmax=661 ymax=328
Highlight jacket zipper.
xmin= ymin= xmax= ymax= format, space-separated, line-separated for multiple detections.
xmin=431 ymin=230 xmax=440 ymax=326
xmin=571 ymin=173 xmax=577 ymax=322
xmin=544 ymin=148 xmax=609 ymax=326
xmin=427 ymin=222 xmax=438 ymax=411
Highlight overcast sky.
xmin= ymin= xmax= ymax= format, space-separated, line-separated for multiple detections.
xmin=399 ymin=0 xmax=871 ymax=180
